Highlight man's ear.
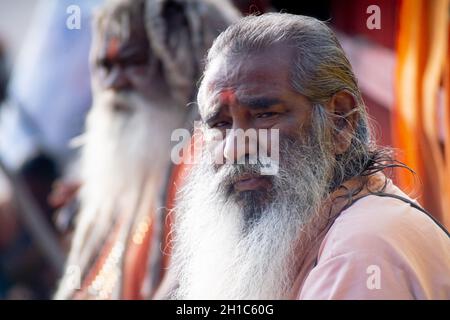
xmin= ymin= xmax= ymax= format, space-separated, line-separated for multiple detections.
xmin=326 ymin=90 xmax=359 ymax=155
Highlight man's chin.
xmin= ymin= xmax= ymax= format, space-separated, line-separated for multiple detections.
xmin=230 ymin=189 xmax=273 ymax=225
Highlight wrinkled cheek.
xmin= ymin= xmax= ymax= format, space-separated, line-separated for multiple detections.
xmin=125 ymin=67 xmax=155 ymax=93
xmin=203 ymin=129 xmax=227 ymax=167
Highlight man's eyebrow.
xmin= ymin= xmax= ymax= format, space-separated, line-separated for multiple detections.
xmin=239 ymin=97 xmax=283 ymax=109
xmin=203 ymin=107 xmax=221 ymax=124
xmin=201 ymin=97 xmax=283 ymax=123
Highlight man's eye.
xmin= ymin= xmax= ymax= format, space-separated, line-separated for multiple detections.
xmin=255 ymin=112 xmax=278 ymax=119
xmin=98 ymin=59 xmax=112 ymax=70
xmin=124 ymin=55 xmax=148 ymax=67
xmin=211 ymin=121 xmax=230 ymax=128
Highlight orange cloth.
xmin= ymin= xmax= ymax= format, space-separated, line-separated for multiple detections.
xmin=72 ymin=159 xmax=192 ymax=300
xmin=122 ymin=159 xmax=193 ymax=299
xmin=72 ymin=133 xmax=197 ymax=300
xmin=394 ymin=0 xmax=450 ymax=227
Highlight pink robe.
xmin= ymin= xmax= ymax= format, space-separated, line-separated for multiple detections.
xmin=292 ymin=175 xmax=450 ymax=299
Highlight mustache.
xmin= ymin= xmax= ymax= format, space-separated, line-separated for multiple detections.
xmin=207 ymin=134 xmax=320 ymax=196
xmin=210 ymin=135 xmax=297 ymax=184
xmin=95 ymin=90 xmax=146 ymax=114
xmin=213 ymin=157 xmax=274 ymax=197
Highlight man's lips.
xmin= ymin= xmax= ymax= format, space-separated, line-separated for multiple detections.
xmin=232 ymin=174 xmax=271 ymax=192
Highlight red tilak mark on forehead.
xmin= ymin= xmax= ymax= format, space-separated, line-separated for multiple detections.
xmin=219 ymin=89 xmax=237 ymax=105
xmin=106 ymin=37 xmax=120 ymax=60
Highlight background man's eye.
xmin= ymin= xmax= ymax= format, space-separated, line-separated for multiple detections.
xmin=256 ymin=112 xmax=277 ymax=119
xmin=98 ymin=59 xmax=112 ymax=71
xmin=126 ymin=56 xmax=149 ymax=66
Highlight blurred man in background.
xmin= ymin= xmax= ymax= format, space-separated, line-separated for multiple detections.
xmin=55 ymin=0 xmax=240 ymax=299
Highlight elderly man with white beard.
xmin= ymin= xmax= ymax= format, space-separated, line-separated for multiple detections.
xmin=170 ymin=13 xmax=450 ymax=300
xmin=54 ymin=0 xmax=240 ymax=299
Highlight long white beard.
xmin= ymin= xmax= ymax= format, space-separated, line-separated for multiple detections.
xmin=56 ymin=90 xmax=184 ymax=299
xmin=172 ymin=137 xmax=334 ymax=300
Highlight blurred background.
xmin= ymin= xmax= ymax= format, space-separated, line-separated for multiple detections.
xmin=0 ymin=0 xmax=448 ymax=299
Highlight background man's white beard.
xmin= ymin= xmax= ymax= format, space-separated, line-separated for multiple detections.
xmin=56 ymin=90 xmax=184 ymax=299
xmin=172 ymin=139 xmax=333 ymax=300
xmin=80 ymin=90 xmax=184 ymax=209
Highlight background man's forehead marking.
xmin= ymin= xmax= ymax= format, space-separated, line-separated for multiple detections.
xmin=106 ymin=37 xmax=120 ymax=60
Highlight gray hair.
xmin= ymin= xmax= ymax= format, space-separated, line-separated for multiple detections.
xmin=201 ymin=13 xmax=408 ymax=192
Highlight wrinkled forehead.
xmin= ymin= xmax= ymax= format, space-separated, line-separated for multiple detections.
xmin=198 ymin=46 xmax=295 ymax=116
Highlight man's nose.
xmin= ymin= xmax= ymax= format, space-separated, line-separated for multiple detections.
xmin=223 ymin=127 xmax=259 ymax=163
xmin=103 ymin=66 xmax=131 ymax=90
